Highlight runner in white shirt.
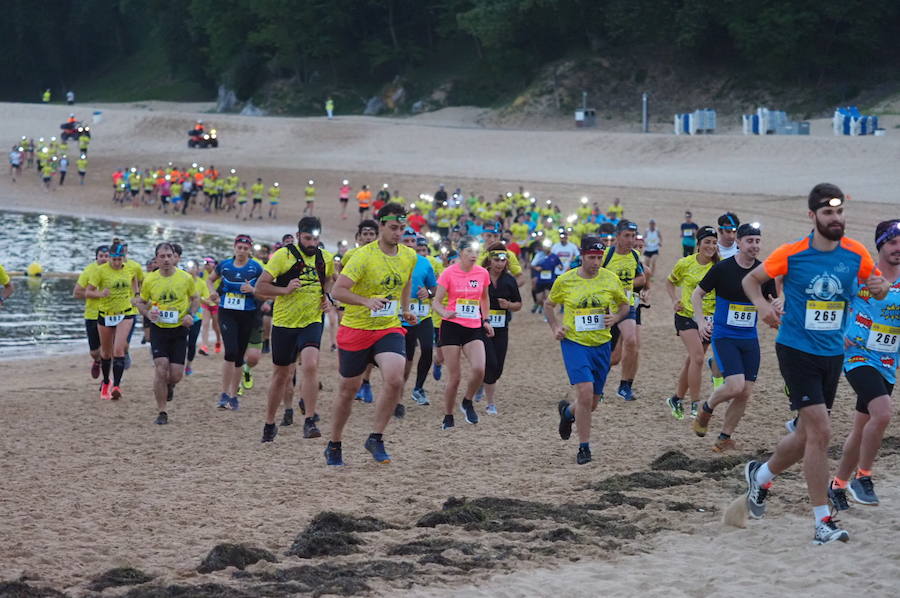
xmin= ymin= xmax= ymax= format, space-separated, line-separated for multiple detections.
xmin=717 ymin=212 xmax=740 ymax=259
xmin=550 ymin=230 xmax=580 ymax=275
xmin=642 ymin=219 xmax=662 ymax=277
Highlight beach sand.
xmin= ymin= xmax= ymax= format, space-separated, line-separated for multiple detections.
xmin=1 ymin=101 xmax=898 ymax=597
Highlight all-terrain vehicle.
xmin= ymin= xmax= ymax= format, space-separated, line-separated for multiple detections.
xmin=60 ymin=120 xmax=91 ymax=142
xmin=188 ymin=122 xmax=218 ymax=148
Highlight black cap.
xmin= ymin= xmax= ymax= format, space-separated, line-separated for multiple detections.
xmin=717 ymin=212 xmax=740 ymax=230
xmin=696 ymin=226 xmax=717 ymax=243
xmin=616 ymin=219 xmax=638 ymax=233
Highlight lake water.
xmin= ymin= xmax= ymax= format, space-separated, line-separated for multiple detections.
xmin=0 ymin=210 xmax=236 ymax=357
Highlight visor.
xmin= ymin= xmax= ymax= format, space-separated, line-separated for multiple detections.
xmin=234 ymin=235 xmax=253 ymax=245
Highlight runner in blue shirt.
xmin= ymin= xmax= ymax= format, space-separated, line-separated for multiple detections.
xmin=828 ymin=219 xmax=900 ymax=510
xmin=400 ymin=230 xmax=437 ymax=408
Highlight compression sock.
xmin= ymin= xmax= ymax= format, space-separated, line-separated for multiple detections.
xmin=563 ymin=404 xmax=574 ymax=421
xmin=112 ymin=357 xmax=125 ymax=386
xmin=101 ymin=358 xmax=111 ymax=384
xmin=856 ymin=468 xmax=872 ymax=478
xmin=579 ymin=442 xmax=590 ymax=451
xmin=832 ymin=476 xmax=849 ymax=489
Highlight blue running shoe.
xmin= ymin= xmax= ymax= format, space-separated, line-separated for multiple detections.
xmin=460 ymin=399 xmax=479 ymax=424
xmin=617 ymin=384 xmax=635 ymax=401
xmin=324 ymin=442 xmax=344 ymax=466
xmin=474 ymin=386 xmax=485 ymax=402
xmin=558 ymin=400 xmax=574 ymax=440
xmin=217 ymin=393 xmax=229 ymax=409
xmin=228 ymin=395 xmax=240 ymax=411
xmin=433 ymin=364 xmax=442 ymax=381
xmin=361 ymin=381 xmax=373 ymax=404
xmin=365 ymin=436 xmax=391 ymax=463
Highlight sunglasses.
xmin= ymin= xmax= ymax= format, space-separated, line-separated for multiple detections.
xmin=235 ymin=236 xmax=253 ymax=245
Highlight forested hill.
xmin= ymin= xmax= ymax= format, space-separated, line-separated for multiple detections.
xmin=3 ymin=0 xmax=899 ymax=116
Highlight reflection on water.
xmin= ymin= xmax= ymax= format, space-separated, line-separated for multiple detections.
xmin=0 ymin=210 xmax=236 ymax=273
xmin=0 ymin=210 xmax=236 ymax=357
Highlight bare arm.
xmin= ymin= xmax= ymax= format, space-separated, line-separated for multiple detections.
xmin=84 ymin=284 xmax=108 ymax=299
xmin=73 ymin=283 xmax=86 ymax=299
xmin=604 ymin=301 xmax=631 ymax=328
xmin=743 ymin=264 xmax=781 ymax=328
xmin=691 ymin=286 xmax=712 ymax=340
xmin=543 ymin=297 xmax=565 ymax=340
xmin=331 ymin=274 xmax=385 ymax=311
xmin=254 ymin=271 xmax=299 ymax=298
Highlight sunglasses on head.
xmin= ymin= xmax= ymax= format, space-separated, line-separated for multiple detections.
xmin=235 ymin=236 xmax=253 ymax=245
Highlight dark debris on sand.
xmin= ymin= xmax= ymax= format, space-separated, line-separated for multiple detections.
xmin=0 ymin=581 xmax=67 ymax=598
xmin=236 ymin=560 xmax=416 ymax=597
xmin=587 ymin=470 xmax=699 ymax=492
xmin=119 ymin=582 xmax=258 ymax=598
xmin=649 ymin=450 xmax=765 ymax=476
xmin=287 ymin=511 xmax=394 ymax=559
xmin=88 ymin=567 xmax=155 ymax=591
xmin=197 ymin=544 xmax=278 ymax=574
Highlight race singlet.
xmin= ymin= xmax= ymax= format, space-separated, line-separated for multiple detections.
xmin=726 ymin=304 xmax=756 ymax=328
xmin=804 ymin=300 xmax=844 ymax=331
xmin=223 ymin=293 xmax=246 ymax=310
xmin=455 ymin=299 xmax=481 ymax=320
xmin=488 ymin=310 xmax=506 ymax=328
xmin=158 ymin=309 xmax=180 ymax=324
xmin=574 ymin=308 xmax=605 ymax=332
xmin=866 ymin=323 xmax=900 ymax=353
xmin=370 ymin=299 xmax=398 ymax=318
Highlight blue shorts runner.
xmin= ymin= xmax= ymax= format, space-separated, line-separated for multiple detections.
xmin=711 ymin=337 xmax=760 ymax=381
xmin=560 ymin=339 xmax=611 ymax=396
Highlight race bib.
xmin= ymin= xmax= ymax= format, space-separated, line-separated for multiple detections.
xmin=727 ymin=304 xmax=757 ymax=328
xmin=488 ymin=310 xmax=506 ymax=328
xmin=103 ymin=314 xmax=124 ymax=326
xmin=455 ymin=299 xmax=481 ymax=320
xmin=866 ymin=323 xmax=900 ymax=353
xmin=223 ymin=293 xmax=246 ymax=310
xmin=682 ymin=229 xmax=694 ymax=237
xmin=574 ymin=308 xmax=605 ymax=332
xmin=805 ymin=301 xmax=844 ymax=330
xmin=158 ymin=309 xmax=180 ymax=324
xmin=412 ymin=301 xmax=431 ymax=318
xmin=539 ymin=270 xmax=552 ymax=281
xmin=370 ymin=299 xmax=398 ymax=318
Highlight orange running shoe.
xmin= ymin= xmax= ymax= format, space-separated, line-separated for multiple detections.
xmin=100 ymin=382 xmax=112 ymax=400
xmin=111 ymin=386 xmax=122 ymax=401
xmin=198 ymin=345 xmax=209 ymax=356
xmin=214 ymin=342 xmax=222 ymax=354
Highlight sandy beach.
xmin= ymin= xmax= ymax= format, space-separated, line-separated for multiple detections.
xmin=1 ymin=101 xmax=899 ymax=597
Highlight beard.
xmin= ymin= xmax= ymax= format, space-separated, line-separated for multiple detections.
xmin=816 ymin=218 xmax=845 ymax=241
xmin=300 ymin=244 xmax=317 ymax=256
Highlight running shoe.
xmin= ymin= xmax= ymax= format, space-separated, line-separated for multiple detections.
xmin=433 ymin=364 xmax=442 ymax=381
xmin=474 ymin=386 xmax=485 ymax=402
xmin=364 ymin=436 xmax=391 ymax=463
xmin=154 ymin=412 xmax=168 ymax=425
xmin=261 ymin=423 xmax=278 ymax=442
xmin=785 ymin=417 xmax=798 ymax=433
xmin=242 ymin=366 xmax=254 ymax=389
xmin=394 ymin=403 xmax=406 ymax=419
xmin=485 ymin=404 xmax=498 ymax=415
xmin=828 ymin=483 xmax=850 ymax=511
xmin=198 ymin=345 xmax=209 ymax=356
xmin=812 ymin=517 xmax=849 ymax=545
xmin=707 ymin=357 xmax=724 ymax=390
xmin=110 ymin=386 xmax=122 ymax=401
xmin=281 ymin=408 xmax=294 ymax=426
xmin=576 ymin=446 xmax=592 ymax=465
xmin=460 ymin=399 xmax=478 ymax=424
xmin=617 ymin=384 xmax=635 ymax=402
xmin=298 ymin=398 xmax=306 ymax=414
xmin=744 ymin=460 xmax=770 ymax=519
xmin=848 ymin=476 xmax=879 ymax=505
xmin=357 ymin=381 xmax=373 ymax=404
xmin=690 ymin=401 xmax=699 ymax=419
xmin=123 ymin=354 xmax=132 ymax=370
xmin=166 ymin=384 xmax=174 ymax=402
xmin=411 ymin=387 xmax=430 ymax=405
xmin=261 ymin=339 xmax=270 ymax=354
xmin=442 ymin=414 xmax=455 ymax=430
xmin=217 ymin=393 xmax=229 ymax=409
xmin=558 ymin=400 xmax=574 ymax=440
xmin=100 ymin=382 xmax=112 ymax=400
xmin=331 ymin=343 xmax=337 ymax=352
xmin=324 ymin=442 xmax=344 ymax=466
xmin=214 ymin=342 xmax=222 ymax=354
xmin=303 ymin=420 xmax=321 ymax=439
xmin=91 ymin=360 xmax=100 ymax=379
xmin=237 ymin=385 xmax=244 ymax=397
xmin=693 ymin=403 xmax=712 ymax=437
xmin=665 ymin=396 xmax=684 ymax=420
xmin=228 ymin=395 xmax=240 ymax=410
xmin=712 ymin=437 xmax=736 ymax=452
xmin=185 ymin=365 xmax=193 ymax=376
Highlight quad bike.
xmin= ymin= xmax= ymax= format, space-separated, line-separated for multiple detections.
xmin=60 ymin=121 xmax=91 ymax=142
xmin=188 ymin=126 xmax=218 ymax=148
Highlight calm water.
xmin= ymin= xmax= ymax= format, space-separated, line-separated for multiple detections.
xmin=0 ymin=210 xmax=236 ymax=357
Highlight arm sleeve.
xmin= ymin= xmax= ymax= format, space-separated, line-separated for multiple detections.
xmin=437 ymin=268 xmax=450 ymax=289
xmin=762 ymin=244 xmax=792 ymax=278
xmin=667 ymin=259 xmax=683 ymax=285
xmin=263 ymin=251 xmax=285 ymax=279
xmin=340 ymin=252 xmax=364 ymax=283
xmin=425 ymin=266 xmax=437 ymax=288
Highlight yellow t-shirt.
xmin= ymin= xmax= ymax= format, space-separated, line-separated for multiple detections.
xmin=510 ymin=223 xmax=529 ymax=243
xmin=0 ymin=264 xmax=9 ymax=286
xmin=140 ymin=269 xmax=196 ymax=328
xmin=601 ymin=248 xmax=642 ymax=300
xmin=251 ymin=183 xmax=264 ymax=199
xmin=608 ymin=203 xmax=624 ymax=219
xmin=339 ymin=242 xmax=416 ymax=330
xmin=126 ymin=259 xmax=145 ymax=284
xmin=77 ymin=262 xmax=102 ymax=319
xmin=264 ymin=246 xmax=335 ymax=328
xmin=87 ymin=263 xmax=137 ymax=315
xmin=668 ymin=255 xmax=716 ymax=318
xmin=479 ymin=250 xmax=522 ymax=276
xmin=548 ymin=267 xmax=628 ymax=347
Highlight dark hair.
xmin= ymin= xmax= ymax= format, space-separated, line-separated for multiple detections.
xmin=717 ymin=212 xmax=740 ymax=229
xmin=377 ymin=201 xmax=407 ymax=221
xmin=808 ymin=183 xmax=844 ymax=211
xmin=480 ymin=242 xmax=508 ymax=268
xmin=875 ymin=219 xmax=900 ymax=251
xmin=297 ymin=216 xmax=321 ymax=235
xmin=357 ymin=219 xmax=378 ymax=235
xmin=95 ymin=245 xmax=109 ymax=257
xmin=737 ymin=223 xmax=761 ymax=238
xmin=172 ymin=243 xmax=183 ymax=256
xmin=616 ymin=219 xmax=638 ymax=234
xmin=282 ymin=233 xmax=294 ymax=243
xmin=155 ymin=242 xmax=177 ymax=256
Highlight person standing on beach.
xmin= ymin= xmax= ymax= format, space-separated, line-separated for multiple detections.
xmin=304 ymin=180 xmax=316 ymax=216
xmin=58 ymin=155 xmax=68 ymax=186
xmin=326 ymin=202 xmax=417 ymax=466
xmin=680 ymin=211 xmax=699 ymax=257
xmin=326 ymin=97 xmax=334 ymax=119
xmin=255 ymin=217 xmax=335 ymax=443
xmin=73 ymin=245 xmax=110 ymax=379
xmin=76 ymin=154 xmax=88 ymax=185
xmin=249 ymin=178 xmax=264 ymax=220
xmin=741 ymin=183 xmax=887 ymax=545
xmin=548 ymin=236 xmax=630 ymax=465
xmin=133 ymin=242 xmax=199 ymax=424
xmin=827 ymin=219 xmax=900 ymax=511
xmin=339 ymin=179 xmax=351 ymax=220
xmin=267 ymin=181 xmax=280 ymax=219
xmin=642 ymin=219 xmax=662 ymax=276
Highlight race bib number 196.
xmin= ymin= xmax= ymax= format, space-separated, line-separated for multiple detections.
xmin=574 ymin=308 xmax=605 ymax=332
xmin=804 ymin=301 xmax=844 ymax=331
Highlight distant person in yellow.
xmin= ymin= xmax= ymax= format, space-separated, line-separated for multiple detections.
xmin=0 ymin=262 xmax=14 ymax=306
xmin=73 ymin=245 xmax=110 ymax=379
xmin=132 ymin=242 xmax=200 ymax=425
xmin=326 ymin=97 xmax=334 ymax=119
xmin=256 ymin=217 xmax=335 ymax=443
xmin=77 ymin=154 xmax=88 ymax=184
xmin=249 ymin=177 xmax=264 ymax=220
xmin=267 ymin=181 xmax=281 ymax=219
xmin=326 ymin=202 xmax=417 ymax=466
xmin=42 ymin=88 xmax=50 ymax=103
xmin=304 ymin=179 xmax=316 ymax=216
xmin=608 ymin=197 xmax=624 ymax=220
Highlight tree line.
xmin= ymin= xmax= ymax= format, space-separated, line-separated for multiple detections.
xmin=2 ymin=0 xmax=897 ymax=104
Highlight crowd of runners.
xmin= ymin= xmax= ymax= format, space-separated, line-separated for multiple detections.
xmin=1 ymin=179 xmax=897 ymax=547
xmin=8 ymin=116 xmax=92 ymax=188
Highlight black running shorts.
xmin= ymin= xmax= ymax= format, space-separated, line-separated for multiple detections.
xmin=150 ymin=325 xmax=189 ymax=365
xmin=776 ymin=343 xmax=843 ymax=412
xmin=844 ymin=365 xmax=894 ymax=414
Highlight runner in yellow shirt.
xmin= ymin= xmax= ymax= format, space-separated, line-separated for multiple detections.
xmin=249 ymin=178 xmax=265 ymax=220
xmin=546 ymin=236 xmax=630 ymax=465
xmin=256 ymin=217 xmax=335 ymax=442
xmin=304 ymin=180 xmax=316 ymax=216
xmin=73 ymin=245 xmax=110 ymax=379
xmin=134 ymin=242 xmax=199 ymax=423
xmin=327 ymin=203 xmax=417 ymax=465
xmin=480 ymin=223 xmax=525 ymax=286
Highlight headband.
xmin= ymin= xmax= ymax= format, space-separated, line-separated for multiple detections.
xmin=876 ymin=221 xmax=900 ymax=251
